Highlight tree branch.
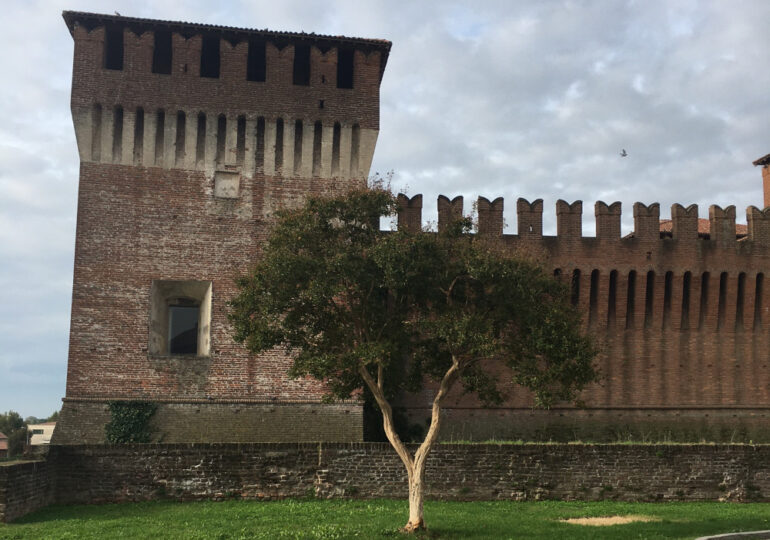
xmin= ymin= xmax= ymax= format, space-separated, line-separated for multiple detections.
xmin=358 ymin=365 xmax=413 ymax=471
xmin=413 ymin=356 xmax=460 ymax=473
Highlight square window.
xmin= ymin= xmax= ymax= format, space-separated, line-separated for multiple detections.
xmin=149 ymin=280 xmax=212 ymax=357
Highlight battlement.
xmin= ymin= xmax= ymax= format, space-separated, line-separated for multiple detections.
xmin=63 ymin=12 xmax=389 ymax=180
xmin=395 ymin=194 xmax=763 ymax=244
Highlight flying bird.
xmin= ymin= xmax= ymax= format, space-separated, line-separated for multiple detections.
xmin=620 ymin=149 xmax=628 ymax=157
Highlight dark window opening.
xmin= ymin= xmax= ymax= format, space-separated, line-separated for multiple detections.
xmin=168 ymin=304 xmax=199 ymax=355
xmin=608 ymin=270 xmax=618 ymax=327
xmin=699 ymin=272 xmax=710 ymax=329
xmin=91 ymin=104 xmax=102 ymax=161
xmin=216 ymin=114 xmax=226 ymax=165
xmin=644 ymin=271 xmax=655 ymax=328
xmin=736 ymin=272 xmax=746 ymax=330
xmin=626 ymin=270 xmax=636 ymax=329
xmin=570 ymin=269 xmax=581 ymax=306
xmin=663 ymin=271 xmax=673 ymax=327
xmin=681 ymin=271 xmax=692 ymax=329
xmin=275 ymin=118 xmax=284 ymax=172
xmin=104 ymin=26 xmax=124 ymax=70
xmin=554 ymin=268 xmax=562 ymax=279
xmin=312 ymin=121 xmax=323 ymax=177
xmin=331 ymin=122 xmax=341 ymax=176
xmin=200 ymin=35 xmax=220 ymax=78
xmin=133 ymin=107 xmax=144 ymax=164
xmin=236 ymin=116 xmax=246 ymax=166
xmin=112 ymin=106 xmax=123 ymax=162
xmin=195 ymin=112 xmax=206 ymax=164
xmin=155 ymin=110 xmax=165 ymax=165
xmin=175 ymin=111 xmax=186 ymax=166
xmin=293 ymin=44 xmax=310 ymax=85
xmin=152 ymin=30 xmax=172 ymax=74
xmin=247 ymin=38 xmax=266 ymax=82
xmin=255 ymin=117 xmax=265 ymax=171
xmin=588 ymin=270 xmax=599 ymax=326
xmin=350 ymin=123 xmax=360 ymax=176
xmin=717 ymin=272 xmax=728 ymax=330
xmin=754 ymin=273 xmax=764 ymax=330
xmin=293 ymin=120 xmax=303 ymax=175
xmin=337 ymin=48 xmax=354 ymax=88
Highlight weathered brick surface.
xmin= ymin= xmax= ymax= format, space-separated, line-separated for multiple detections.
xmin=4 ymin=443 xmax=769 ymax=521
xmin=401 ymin=197 xmax=770 ymax=441
xmin=0 ymin=461 xmax=53 ymax=523
xmin=60 ymin=13 xmax=387 ymax=443
xmin=46 ymin=443 xmax=770 ymax=504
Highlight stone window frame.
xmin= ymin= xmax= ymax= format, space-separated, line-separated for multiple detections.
xmin=149 ymin=280 xmax=212 ymax=357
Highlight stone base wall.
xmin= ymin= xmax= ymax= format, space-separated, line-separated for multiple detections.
xmin=0 ymin=461 xmax=54 ymax=523
xmin=50 ymin=443 xmax=770 ymax=504
xmin=52 ymin=400 xmax=363 ymax=444
xmin=401 ymin=407 xmax=770 ymax=443
xmin=4 ymin=443 xmax=770 ymax=522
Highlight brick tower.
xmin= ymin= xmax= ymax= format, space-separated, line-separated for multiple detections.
xmin=55 ymin=11 xmax=391 ymax=443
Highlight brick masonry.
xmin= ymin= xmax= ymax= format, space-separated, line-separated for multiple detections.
xmin=58 ymin=12 xmax=389 ymax=443
xmin=2 ymin=443 xmax=769 ymax=522
xmin=0 ymin=461 xmax=54 ymax=523
xmin=397 ymin=197 xmax=770 ymax=441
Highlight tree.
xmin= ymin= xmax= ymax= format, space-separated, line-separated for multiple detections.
xmin=0 ymin=410 xmax=26 ymax=457
xmin=230 ymin=186 xmax=598 ymax=532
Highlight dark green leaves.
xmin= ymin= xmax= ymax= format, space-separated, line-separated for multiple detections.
xmin=229 ymin=186 xmax=597 ymax=407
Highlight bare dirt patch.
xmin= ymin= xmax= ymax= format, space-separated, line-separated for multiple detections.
xmin=561 ymin=515 xmax=661 ymax=526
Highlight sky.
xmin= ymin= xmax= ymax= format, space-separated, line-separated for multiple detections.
xmin=1 ymin=0 xmax=769 ymax=418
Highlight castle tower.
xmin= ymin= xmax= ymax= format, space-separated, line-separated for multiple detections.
xmin=55 ymin=11 xmax=390 ymax=443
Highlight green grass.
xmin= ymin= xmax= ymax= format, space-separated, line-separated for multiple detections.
xmin=2 ymin=499 xmax=769 ymax=539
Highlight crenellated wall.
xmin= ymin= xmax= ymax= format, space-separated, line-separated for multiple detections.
xmin=396 ymin=195 xmax=770 ymax=441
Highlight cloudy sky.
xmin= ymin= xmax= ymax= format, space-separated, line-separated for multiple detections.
xmin=1 ymin=0 xmax=768 ymax=418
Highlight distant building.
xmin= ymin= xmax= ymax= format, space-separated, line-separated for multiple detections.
xmin=27 ymin=423 xmax=56 ymax=445
xmin=0 ymin=432 xmax=7 ymax=458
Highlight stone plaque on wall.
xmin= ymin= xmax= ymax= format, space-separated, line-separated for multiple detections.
xmin=214 ymin=171 xmax=240 ymax=199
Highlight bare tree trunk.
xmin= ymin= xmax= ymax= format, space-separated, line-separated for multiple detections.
xmin=359 ymin=359 xmax=460 ymax=533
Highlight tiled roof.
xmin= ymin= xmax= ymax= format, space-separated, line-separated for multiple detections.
xmin=0 ymin=441 xmax=7 ymax=451
xmin=753 ymin=153 xmax=770 ymax=167
xmin=62 ymin=11 xmax=392 ymax=50
xmin=659 ymin=218 xmax=748 ymax=237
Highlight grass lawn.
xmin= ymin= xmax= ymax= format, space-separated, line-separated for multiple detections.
xmin=1 ymin=499 xmax=769 ymax=540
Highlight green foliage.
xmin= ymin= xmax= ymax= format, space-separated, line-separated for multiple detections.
xmin=0 ymin=410 xmax=27 ymax=457
xmin=4 ymin=499 xmax=770 ymax=539
xmin=105 ymin=401 xmax=157 ymax=443
xmin=230 ymin=185 xmax=597 ymax=408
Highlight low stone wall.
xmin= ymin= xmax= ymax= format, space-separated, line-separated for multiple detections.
xmin=3 ymin=443 xmax=769 ymax=522
xmin=50 ymin=443 xmax=770 ymax=504
xmin=0 ymin=461 xmax=54 ymax=523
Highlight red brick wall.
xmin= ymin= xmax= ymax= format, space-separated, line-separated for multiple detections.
xmin=397 ymin=196 xmax=770 ymax=440
xmin=70 ymin=25 xmax=383 ymax=130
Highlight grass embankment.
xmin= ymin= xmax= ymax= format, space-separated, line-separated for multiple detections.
xmin=2 ymin=499 xmax=770 ymax=539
